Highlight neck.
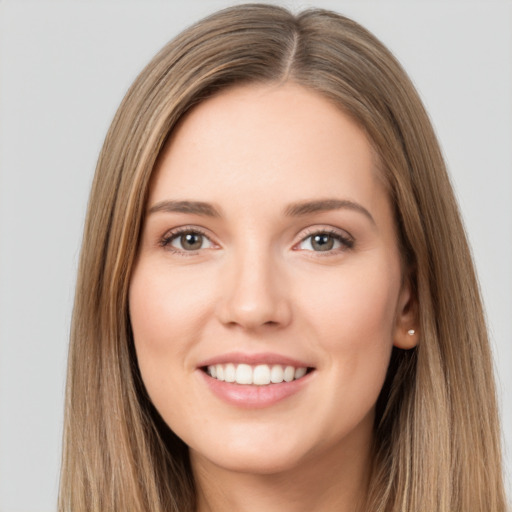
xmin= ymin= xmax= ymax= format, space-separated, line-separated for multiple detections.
xmin=191 ymin=418 xmax=374 ymax=512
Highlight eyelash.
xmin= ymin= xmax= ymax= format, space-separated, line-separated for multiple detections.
xmin=159 ymin=226 xmax=213 ymax=256
xmin=295 ymin=228 xmax=354 ymax=255
xmin=159 ymin=226 xmax=354 ymax=255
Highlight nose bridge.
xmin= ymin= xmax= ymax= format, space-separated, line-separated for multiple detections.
xmin=217 ymin=238 xmax=291 ymax=330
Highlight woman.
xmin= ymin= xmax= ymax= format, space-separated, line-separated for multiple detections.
xmin=59 ymin=4 xmax=507 ymax=511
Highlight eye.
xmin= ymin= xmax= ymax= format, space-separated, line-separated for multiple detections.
xmin=161 ymin=228 xmax=215 ymax=253
xmin=297 ymin=230 xmax=354 ymax=252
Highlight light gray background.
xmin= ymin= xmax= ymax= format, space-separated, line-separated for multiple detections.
xmin=0 ymin=1 xmax=511 ymax=511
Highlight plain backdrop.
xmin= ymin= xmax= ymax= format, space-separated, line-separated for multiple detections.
xmin=0 ymin=1 xmax=511 ymax=511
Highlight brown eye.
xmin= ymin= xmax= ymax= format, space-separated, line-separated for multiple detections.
xmin=164 ymin=230 xmax=214 ymax=252
xmin=311 ymin=234 xmax=334 ymax=251
xmin=297 ymin=230 xmax=354 ymax=253
xmin=178 ymin=232 xmax=203 ymax=250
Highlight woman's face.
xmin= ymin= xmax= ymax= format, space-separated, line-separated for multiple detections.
xmin=129 ymin=83 xmax=416 ymax=476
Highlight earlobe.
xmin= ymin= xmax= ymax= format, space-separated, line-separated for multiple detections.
xmin=394 ymin=326 xmax=419 ymax=350
xmin=393 ymin=279 xmax=419 ymax=350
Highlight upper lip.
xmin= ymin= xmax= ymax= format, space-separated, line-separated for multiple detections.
xmin=197 ymin=352 xmax=314 ymax=368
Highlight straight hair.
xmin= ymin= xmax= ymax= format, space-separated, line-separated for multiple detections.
xmin=59 ymin=4 xmax=507 ymax=511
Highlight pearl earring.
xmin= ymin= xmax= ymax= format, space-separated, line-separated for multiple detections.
xmin=408 ymin=329 xmax=415 ymax=335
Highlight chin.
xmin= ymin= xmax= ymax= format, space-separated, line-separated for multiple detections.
xmin=197 ymin=449 xmax=305 ymax=476
xmin=189 ymin=430 xmax=310 ymax=476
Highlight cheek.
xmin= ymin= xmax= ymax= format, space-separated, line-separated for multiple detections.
xmin=128 ymin=261 xmax=210 ymax=375
xmin=128 ymin=262 xmax=208 ymax=428
xmin=300 ymin=258 xmax=400 ymax=379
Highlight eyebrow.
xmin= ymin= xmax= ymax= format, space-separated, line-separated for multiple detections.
xmin=284 ymin=199 xmax=375 ymax=225
xmin=148 ymin=200 xmax=221 ymax=217
xmin=147 ymin=198 xmax=375 ymax=225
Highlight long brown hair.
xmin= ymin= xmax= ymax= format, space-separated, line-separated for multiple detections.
xmin=59 ymin=4 xmax=507 ymax=511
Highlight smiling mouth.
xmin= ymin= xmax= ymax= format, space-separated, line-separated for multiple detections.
xmin=203 ymin=363 xmax=314 ymax=386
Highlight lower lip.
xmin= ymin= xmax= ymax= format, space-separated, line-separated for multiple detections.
xmin=198 ymin=370 xmax=314 ymax=409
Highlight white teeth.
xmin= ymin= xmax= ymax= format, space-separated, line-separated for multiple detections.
xmin=253 ymin=365 xmax=271 ymax=385
xmin=294 ymin=367 xmax=307 ymax=379
xmin=270 ymin=365 xmax=284 ymax=383
xmin=236 ymin=364 xmax=252 ymax=384
xmin=224 ymin=363 xmax=236 ymax=383
xmin=284 ymin=365 xmax=295 ymax=382
xmin=206 ymin=363 xmax=309 ymax=385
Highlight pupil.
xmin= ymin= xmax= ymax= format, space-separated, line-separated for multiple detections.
xmin=312 ymin=234 xmax=334 ymax=251
xmin=182 ymin=233 xmax=202 ymax=250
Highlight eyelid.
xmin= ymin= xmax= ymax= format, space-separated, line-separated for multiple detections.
xmin=293 ymin=226 xmax=355 ymax=253
xmin=158 ymin=224 xmax=354 ymax=255
xmin=159 ymin=225 xmax=219 ymax=254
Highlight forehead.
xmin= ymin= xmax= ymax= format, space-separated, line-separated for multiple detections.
xmin=149 ymin=82 xmax=385 ymax=214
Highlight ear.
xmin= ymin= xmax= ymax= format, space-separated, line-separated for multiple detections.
xmin=393 ymin=277 xmax=419 ymax=350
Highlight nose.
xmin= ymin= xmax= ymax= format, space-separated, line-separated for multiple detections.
xmin=216 ymin=248 xmax=292 ymax=331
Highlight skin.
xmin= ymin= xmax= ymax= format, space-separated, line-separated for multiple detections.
xmin=129 ymin=82 xmax=418 ymax=512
